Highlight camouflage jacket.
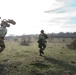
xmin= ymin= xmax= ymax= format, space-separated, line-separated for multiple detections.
xmin=0 ymin=27 xmax=7 ymax=38
xmin=38 ymin=33 xmax=48 ymax=43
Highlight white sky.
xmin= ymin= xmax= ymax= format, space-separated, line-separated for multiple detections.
xmin=0 ymin=0 xmax=76 ymax=36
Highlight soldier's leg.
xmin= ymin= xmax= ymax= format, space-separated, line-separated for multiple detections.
xmin=0 ymin=40 xmax=5 ymax=53
xmin=0 ymin=45 xmax=5 ymax=53
xmin=43 ymin=43 xmax=46 ymax=50
xmin=41 ymin=43 xmax=46 ymax=54
xmin=38 ymin=43 xmax=43 ymax=56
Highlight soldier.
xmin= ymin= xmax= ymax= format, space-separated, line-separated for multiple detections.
xmin=0 ymin=18 xmax=16 ymax=53
xmin=37 ymin=30 xmax=48 ymax=56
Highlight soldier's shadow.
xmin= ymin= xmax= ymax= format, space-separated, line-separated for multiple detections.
xmin=43 ymin=56 xmax=76 ymax=72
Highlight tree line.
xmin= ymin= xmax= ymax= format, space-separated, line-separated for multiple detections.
xmin=49 ymin=32 xmax=76 ymax=38
xmin=5 ymin=32 xmax=76 ymax=40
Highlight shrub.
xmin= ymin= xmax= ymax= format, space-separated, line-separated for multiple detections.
xmin=20 ymin=35 xmax=31 ymax=46
xmin=67 ymin=39 xmax=76 ymax=50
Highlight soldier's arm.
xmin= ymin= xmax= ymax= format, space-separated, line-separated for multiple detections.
xmin=44 ymin=34 xmax=48 ymax=39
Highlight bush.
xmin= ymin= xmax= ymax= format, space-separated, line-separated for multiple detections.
xmin=67 ymin=39 xmax=76 ymax=50
xmin=20 ymin=35 xmax=31 ymax=46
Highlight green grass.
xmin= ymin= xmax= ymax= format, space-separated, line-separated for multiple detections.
xmin=0 ymin=39 xmax=76 ymax=75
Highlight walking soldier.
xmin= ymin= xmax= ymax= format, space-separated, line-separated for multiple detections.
xmin=37 ymin=30 xmax=48 ymax=56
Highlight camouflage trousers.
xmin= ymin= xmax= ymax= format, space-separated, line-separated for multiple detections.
xmin=38 ymin=42 xmax=46 ymax=56
xmin=0 ymin=38 xmax=5 ymax=53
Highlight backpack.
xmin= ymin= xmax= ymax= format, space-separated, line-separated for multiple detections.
xmin=38 ymin=33 xmax=48 ymax=43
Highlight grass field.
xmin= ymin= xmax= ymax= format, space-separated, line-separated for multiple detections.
xmin=0 ymin=39 xmax=76 ymax=75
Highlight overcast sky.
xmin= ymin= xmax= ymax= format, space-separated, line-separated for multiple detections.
xmin=0 ymin=0 xmax=76 ymax=35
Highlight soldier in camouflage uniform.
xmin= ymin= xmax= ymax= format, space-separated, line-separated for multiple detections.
xmin=0 ymin=18 xmax=16 ymax=53
xmin=37 ymin=30 xmax=48 ymax=56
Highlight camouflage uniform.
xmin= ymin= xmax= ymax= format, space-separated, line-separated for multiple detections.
xmin=0 ymin=27 xmax=7 ymax=53
xmin=0 ymin=18 xmax=16 ymax=53
xmin=0 ymin=38 xmax=5 ymax=53
xmin=38 ymin=30 xmax=48 ymax=56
